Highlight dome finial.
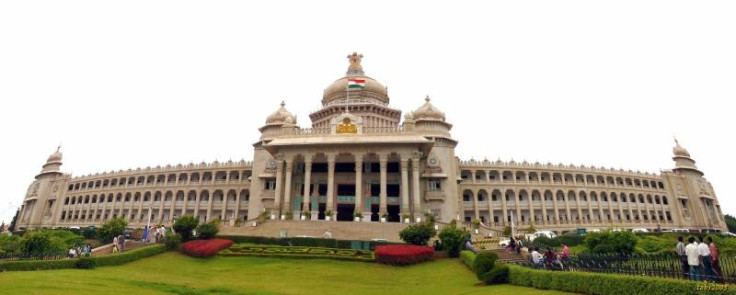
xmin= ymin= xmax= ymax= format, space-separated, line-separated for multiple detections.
xmin=280 ymin=100 xmax=285 ymax=108
xmin=346 ymin=52 xmax=364 ymax=75
xmin=425 ymin=95 xmax=431 ymax=102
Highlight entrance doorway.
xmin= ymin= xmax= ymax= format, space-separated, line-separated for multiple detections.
xmin=336 ymin=204 xmax=355 ymax=221
xmin=388 ymin=205 xmax=400 ymax=222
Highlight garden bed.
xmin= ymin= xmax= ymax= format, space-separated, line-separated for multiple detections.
xmin=219 ymin=244 xmax=375 ymax=262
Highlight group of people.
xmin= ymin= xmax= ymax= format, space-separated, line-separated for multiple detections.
xmin=144 ymin=225 xmax=168 ymax=243
xmin=678 ymin=236 xmax=722 ymax=282
xmin=112 ymin=234 xmax=126 ymax=253
xmin=527 ymin=244 xmax=570 ymax=270
xmin=68 ymin=244 xmax=92 ymax=258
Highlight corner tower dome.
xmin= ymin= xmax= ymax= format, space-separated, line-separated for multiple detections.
xmin=265 ymin=101 xmax=296 ymax=125
xmin=322 ymin=52 xmax=389 ymax=106
xmin=412 ymin=95 xmax=446 ymax=121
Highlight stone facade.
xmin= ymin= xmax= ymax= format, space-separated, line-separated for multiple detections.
xmin=15 ymin=54 xmax=728 ymax=233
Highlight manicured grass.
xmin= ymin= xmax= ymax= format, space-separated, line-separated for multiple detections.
xmin=0 ymin=252 xmax=574 ymax=294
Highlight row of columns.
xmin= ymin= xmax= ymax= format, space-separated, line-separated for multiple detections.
xmin=272 ymin=153 xmax=422 ymax=217
xmin=466 ymin=170 xmax=664 ymax=191
xmin=467 ymin=195 xmax=671 ymax=226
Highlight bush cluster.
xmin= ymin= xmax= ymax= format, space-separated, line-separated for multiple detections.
xmin=507 ymin=264 xmax=736 ymax=295
xmin=399 ymin=222 xmax=436 ymax=246
xmin=173 ymin=215 xmax=200 ymax=242
xmin=472 ymin=251 xmax=498 ymax=280
xmin=375 ymin=245 xmax=434 ymax=265
xmin=196 ymin=222 xmax=219 ymax=240
xmin=164 ymin=233 xmax=182 ymax=250
xmin=180 ymin=239 xmax=233 ymax=258
xmin=585 ymin=231 xmax=637 ymax=254
xmin=74 ymin=256 xmax=97 ymax=269
xmin=0 ymin=245 xmax=165 ymax=272
xmin=438 ymin=223 xmax=468 ymax=258
xmin=96 ymin=217 xmax=128 ymax=244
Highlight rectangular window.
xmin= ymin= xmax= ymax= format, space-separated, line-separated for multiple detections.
xmin=427 ymin=180 xmax=441 ymax=191
xmin=265 ymin=180 xmax=276 ymax=190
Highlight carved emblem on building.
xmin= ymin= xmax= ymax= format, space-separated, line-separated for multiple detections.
xmin=336 ymin=118 xmax=357 ymax=134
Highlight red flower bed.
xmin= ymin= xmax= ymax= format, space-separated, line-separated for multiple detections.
xmin=180 ymin=239 xmax=234 ymax=258
xmin=375 ymin=245 xmax=434 ymax=265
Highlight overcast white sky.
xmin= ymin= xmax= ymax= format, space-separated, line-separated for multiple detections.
xmin=1 ymin=1 xmax=734 ymax=224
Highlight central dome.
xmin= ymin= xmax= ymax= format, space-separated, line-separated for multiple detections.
xmin=321 ymin=53 xmax=389 ymax=106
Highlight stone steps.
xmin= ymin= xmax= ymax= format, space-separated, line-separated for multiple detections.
xmin=219 ymin=220 xmax=409 ymax=241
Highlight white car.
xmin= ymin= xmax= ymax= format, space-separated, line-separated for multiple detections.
xmin=370 ymin=238 xmax=389 ymax=242
xmin=498 ymin=238 xmax=510 ymax=247
xmin=533 ymin=230 xmax=557 ymax=239
xmin=587 ymin=228 xmax=602 ymax=233
xmin=632 ymin=228 xmax=649 ymax=233
xmin=294 ymin=235 xmax=315 ymax=238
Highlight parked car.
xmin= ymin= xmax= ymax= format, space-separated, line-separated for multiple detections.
xmin=632 ymin=228 xmax=649 ymax=233
xmin=586 ymin=228 xmax=602 ymax=233
xmin=498 ymin=238 xmax=510 ymax=247
xmin=123 ymin=228 xmax=134 ymax=239
xmin=294 ymin=235 xmax=315 ymax=238
xmin=532 ymin=230 xmax=557 ymax=240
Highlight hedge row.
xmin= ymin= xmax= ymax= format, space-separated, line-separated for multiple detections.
xmin=507 ymin=265 xmax=736 ymax=295
xmin=0 ymin=245 xmax=166 ymax=271
xmin=460 ymin=250 xmax=476 ymax=270
xmin=217 ymin=235 xmax=393 ymax=250
xmin=220 ymin=245 xmax=375 ymax=262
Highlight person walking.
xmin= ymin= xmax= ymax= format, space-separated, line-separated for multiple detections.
xmin=118 ymin=234 xmax=125 ymax=252
xmin=685 ymin=237 xmax=701 ymax=281
xmin=676 ymin=236 xmax=689 ymax=279
xmin=112 ymin=236 xmax=119 ymax=253
xmin=698 ymin=236 xmax=714 ymax=281
xmin=707 ymin=237 xmax=723 ymax=283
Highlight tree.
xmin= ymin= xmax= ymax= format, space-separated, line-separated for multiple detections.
xmin=399 ymin=222 xmax=437 ymax=245
xmin=8 ymin=209 xmax=19 ymax=232
xmin=174 ymin=215 xmax=199 ymax=242
xmin=96 ymin=217 xmax=128 ymax=244
xmin=20 ymin=231 xmax=52 ymax=256
xmin=439 ymin=223 xmax=469 ymax=257
xmin=725 ymin=214 xmax=736 ymax=233
xmin=0 ymin=221 xmax=5 ymax=234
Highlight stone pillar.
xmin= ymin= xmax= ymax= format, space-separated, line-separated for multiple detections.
xmin=326 ymin=154 xmax=336 ymax=218
xmin=472 ymin=189 xmax=480 ymax=221
xmin=500 ymin=191 xmax=508 ymax=226
xmin=221 ymin=191 xmax=229 ymax=222
xmin=564 ymin=193 xmax=572 ymax=225
xmin=379 ymin=154 xmax=388 ymax=215
xmin=411 ymin=157 xmax=421 ymax=217
xmin=194 ymin=192 xmax=201 ymax=220
xmin=303 ymin=159 xmax=312 ymax=217
xmin=400 ymin=158 xmax=410 ymax=214
xmin=157 ymin=194 xmax=165 ymax=223
xmin=540 ymin=193 xmax=548 ymax=226
xmin=552 ymin=193 xmax=560 ymax=225
xmin=515 ymin=193 xmax=522 ymax=226
xmin=205 ymin=191 xmax=214 ymax=223
xmin=355 ymin=157 xmax=363 ymax=220
xmin=284 ymin=159 xmax=293 ymax=214
xmin=273 ymin=159 xmax=284 ymax=215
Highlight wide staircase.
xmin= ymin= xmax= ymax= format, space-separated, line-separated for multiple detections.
xmin=220 ymin=220 xmax=409 ymax=241
xmin=491 ymin=248 xmax=526 ymax=264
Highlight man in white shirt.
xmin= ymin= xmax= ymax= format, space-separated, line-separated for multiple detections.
xmin=698 ymin=236 xmax=713 ymax=281
xmin=685 ymin=237 xmax=701 ymax=281
xmin=531 ymin=248 xmax=543 ymax=264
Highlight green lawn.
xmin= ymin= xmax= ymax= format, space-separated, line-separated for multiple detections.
xmin=0 ymin=252 xmax=574 ymax=295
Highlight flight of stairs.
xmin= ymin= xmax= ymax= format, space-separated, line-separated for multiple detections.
xmin=491 ymin=248 xmax=526 ymax=264
xmin=219 ymin=220 xmax=409 ymax=241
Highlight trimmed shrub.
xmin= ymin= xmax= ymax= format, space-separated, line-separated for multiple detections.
xmin=555 ymin=234 xmax=584 ymax=247
xmin=506 ymin=264 xmax=736 ymax=295
xmin=75 ymin=256 xmax=96 ymax=269
xmin=164 ymin=233 xmax=182 ymax=250
xmin=375 ymin=245 xmax=434 ymax=265
xmin=472 ymin=251 xmax=498 ymax=281
xmin=399 ymin=222 xmax=436 ymax=246
xmin=460 ymin=250 xmax=476 ymax=270
xmin=180 ymin=239 xmax=233 ymax=258
xmin=480 ymin=264 xmax=509 ymax=284
xmin=196 ymin=222 xmax=219 ymax=240
xmin=173 ymin=215 xmax=199 ymax=242
xmin=439 ymin=224 xmax=468 ymax=258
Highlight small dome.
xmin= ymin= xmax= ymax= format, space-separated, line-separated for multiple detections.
xmin=673 ymin=139 xmax=690 ymax=158
xmin=413 ymin=96 xmax=446 ymax=121
xmin=47 ymin=147 xmax=62 ymax=163
xmin=266 ymin=101 xmax=296 ymax=125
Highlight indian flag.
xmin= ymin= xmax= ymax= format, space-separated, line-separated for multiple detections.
xmin=348 ymin=78 xmax=365 ymax=88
